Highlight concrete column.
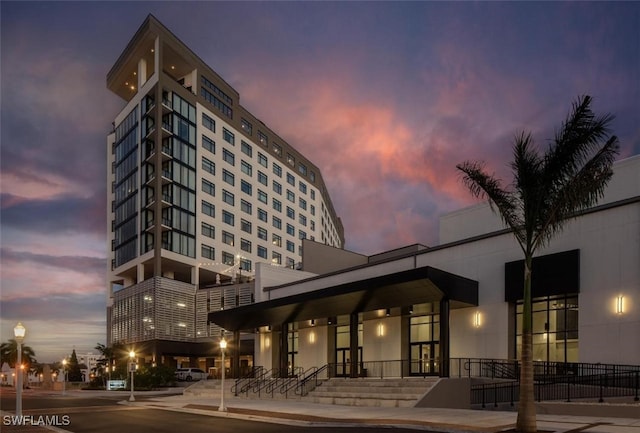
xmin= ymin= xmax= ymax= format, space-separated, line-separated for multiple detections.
xmin=191 ymin=266 xmax=199 ymax=288
xmin=439 ymin=298 xmax=450 ymax=377
xmin=154 ymin=36 xmax=160 ymax=75
xmin=349 ymin=313 xmax=359 ymax=378
xmin=279 ymin=325 xmax=288 ymax=377
xmin=232 ymin=330 xmax=240 ymax=378
xmin=138 ymin=57 xmax=147 ymax=89
xmin=137 ymin=263 xmax=145 ymax=284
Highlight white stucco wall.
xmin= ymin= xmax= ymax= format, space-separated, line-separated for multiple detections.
xmin=254 ymin=263 xmax=317 ymax=302
xmin=254 ymin=331 xmax=273 ymax=371
xmin=254 ymin=156 xmax=639 ymax=368
xmin=362 ymin=316 xmax=403 ymax=362
xmin=427 ymin=155 xmax=640 ymax=365
xmin=298 ymin=326 xmax=328 ymax=370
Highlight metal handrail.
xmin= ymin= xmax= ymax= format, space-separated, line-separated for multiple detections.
xmin=278 ymin=366 xmax=317 ymax=397
xmin=295 ymin=365 xmax=329 ymax=396
xmin=267 ymin=367 xmax=303 ymax=397
xmin=252 ymin=368 xmax=280 ymax=396
xmin=232 ymin=366 xmax=263 ymax=396
xmin=471 ymin=371 xmax=640 ymax=407
xmin=451 ymin=358 xmax=640 ymax=380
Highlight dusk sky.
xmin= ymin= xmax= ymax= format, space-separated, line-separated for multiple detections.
xmin=1 ymin=1 xmax=638 ymax=362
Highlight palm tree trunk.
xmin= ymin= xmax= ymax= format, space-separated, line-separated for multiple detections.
xmin=517 ymin=255 xmax=537 ymax=432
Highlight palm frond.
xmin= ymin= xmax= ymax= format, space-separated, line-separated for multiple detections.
xmin=544 ymin=95 xmax=616 ymax=189
xmin=511 ymin=132 xmax=544 ymax=248
xmin=456 ymin=161 xmax=524 ymax=247
xmin=531 ymin=134 xmax=619 ymax=250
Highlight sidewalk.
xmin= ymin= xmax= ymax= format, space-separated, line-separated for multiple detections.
xmin=133 ymin=393 xmax=640 ymax=433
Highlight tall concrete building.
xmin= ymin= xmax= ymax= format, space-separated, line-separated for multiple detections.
xmin=106 ymin=15 xmax=344 ymax=371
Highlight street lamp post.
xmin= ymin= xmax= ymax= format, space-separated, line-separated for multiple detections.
xmin=129 ymin=350 xmax=136 ymax=402
xmin=62 ymin=359 xmax=67 ymax=396
xmin=14 ymin=322 xmax=26 ymax=417
xmin=218 ymin=337 xmax=227 ymax=412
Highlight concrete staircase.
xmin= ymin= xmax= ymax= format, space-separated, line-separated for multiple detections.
xmin=183 ymin=379 xmax=231 ymax=398
xmin=183 ymin=378 xmax=300 ymax=400
xmin=304 ymin=377 xmax=439 ymax=408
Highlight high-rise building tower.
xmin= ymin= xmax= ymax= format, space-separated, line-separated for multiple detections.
xmin=106 ymin=15 xmax=344 ymax=370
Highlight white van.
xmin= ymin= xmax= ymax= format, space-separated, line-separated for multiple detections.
xmin=174 ymin=368 xmax=207 ymax=381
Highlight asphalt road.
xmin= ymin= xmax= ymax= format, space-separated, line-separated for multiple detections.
xmin=1 ymin=388 xmax=426 ymax=433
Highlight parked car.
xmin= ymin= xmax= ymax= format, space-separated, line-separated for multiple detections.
xmin=174 ymin=368 xmax=207 ymax=381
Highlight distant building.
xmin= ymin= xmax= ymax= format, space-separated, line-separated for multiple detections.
xmin=106 ymin=15 xmax=344 ymax=372
xmin=210 ymin=156 xmax=640 ymax=377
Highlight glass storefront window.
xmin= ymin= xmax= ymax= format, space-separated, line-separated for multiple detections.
xmin=515 ymin=294 xmax=578 ymax=362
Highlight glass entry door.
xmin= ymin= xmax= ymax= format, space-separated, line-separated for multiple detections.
xmin=409 ymin=307 xmax=440 ymax=376
xmin=410 ymin=343 xmax=438 ymax=375
xmin=335 ymin=347 xmax=363 ymax=377
xmin=335 ymin=348 xmax=350 ymax=377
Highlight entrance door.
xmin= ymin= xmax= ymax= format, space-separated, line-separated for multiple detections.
xmin=335 ymin=348 xmax=350 ymax=377
xmin=335 ymin=347 xmax=364 ymax=377
xmin=410 ymin=343 xmax=438 ymax=376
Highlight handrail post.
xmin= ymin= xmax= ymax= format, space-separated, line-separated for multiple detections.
xmin=493 ymin=383 xmax=498 ymax=408
xmin=635 ymin=372 xmax=639 ymax=402
xmin=566 ymin=374 xmax=571 ymax=402
xmin=599 ymin=374 xmax=604 ymax=403
xmin=481 ymin=384 xmax=486 ymax=409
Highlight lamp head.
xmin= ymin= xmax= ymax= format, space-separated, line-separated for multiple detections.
xmin=14 ymin=322 xmax=26 ymax=343
xmin=220 ymin=338 xmax=227 ymax=350
xmin=129 ymin=350 xmax=135 ymax=359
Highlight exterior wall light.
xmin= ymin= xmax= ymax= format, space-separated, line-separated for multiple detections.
xmin=473 ymin=311 xmax=481 ymax=328
xmin=616 ymin=295 xmax=624 ymax=314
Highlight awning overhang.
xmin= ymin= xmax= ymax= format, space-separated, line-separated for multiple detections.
xmin=208 ymin=265 xmax=478 ymax=331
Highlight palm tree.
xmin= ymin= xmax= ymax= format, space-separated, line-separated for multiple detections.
xmin=0 ymin=339 xmax=37 ymax=388
xmin=457 ymin=95 xmax=619 ymax=433
xmin=95 ymin=342 xmax=127 ymax=383
xmin=0 ymin=339 xmax=37 ymax=368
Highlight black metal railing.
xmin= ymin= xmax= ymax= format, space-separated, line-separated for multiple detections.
xmin=264 ymin=367 xmax=302 ymax=397
xmin=231 ymin=366 xmax=271 ymax=396
xmin=252 ymin=368 xmax=281 ymax=397
xmin=294 ymin=365 xmax=329 ymax=397
xmin=231 ymin=366 xmax=263 ymax=396
xmin=451 ymin=358 xmax=640 ymax=381
xmin=464 ymin=359 xmax=640 ymax=407
xmin=472 ymin=371 xmax=640 ymax=407
xmin=326 ymin=359 xmax=440 ymax=379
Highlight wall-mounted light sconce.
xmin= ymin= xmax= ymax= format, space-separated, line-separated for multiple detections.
xmin=377 ymin=322 xmax=385 ymax=337
xmin=409 ymin=305 xmax=414 ymax=314
xmin=616 ymin=295 xmax=624 ymax=314
xmin=310 ymin=319 xmax=315 ymax=326
xmin=473 ymin=311 xmax=481 ymax=328
xmin=266 ymin=325 xmax=271 ymax=332
xmin=386 ymin=308 xmax=391 ymax=317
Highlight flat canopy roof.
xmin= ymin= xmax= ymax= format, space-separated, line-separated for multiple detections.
xmin=208 ymin=266 xmax=478 ymax=331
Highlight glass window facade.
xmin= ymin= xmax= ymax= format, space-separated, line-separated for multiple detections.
xmin=516 ymin=295 xmax=579 ymax=363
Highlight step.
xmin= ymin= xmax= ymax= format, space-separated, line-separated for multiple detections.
xmin=310 ymin=396 xmax=418 ymax=407
xmin=303 ymin=378 xmax=438 ymax=408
